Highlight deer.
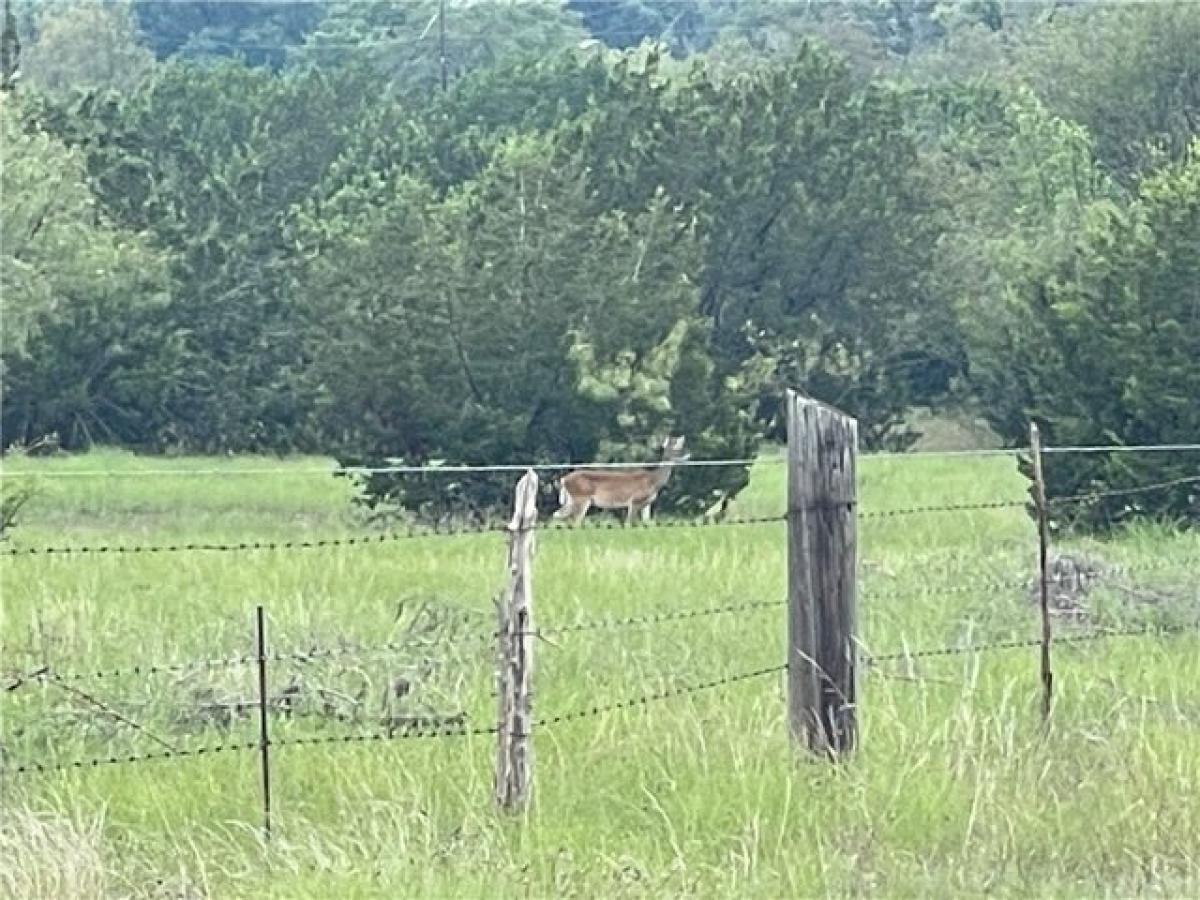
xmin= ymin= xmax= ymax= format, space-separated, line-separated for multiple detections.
xmin=552 ymin=436 xmax=690 ymax=526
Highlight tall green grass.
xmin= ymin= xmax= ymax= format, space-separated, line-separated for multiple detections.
xmin=1 ymin=449 xmax=1197 ymax=898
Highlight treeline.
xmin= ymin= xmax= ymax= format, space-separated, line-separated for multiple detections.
xmin=2 ymin=1 xmax=1197 ymax=524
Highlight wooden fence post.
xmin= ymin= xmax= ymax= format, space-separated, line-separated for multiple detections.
xmin=786 ymin=391 xmax=858 ymax=757
xmin=495 ymin=468 xmax=538 ymax=811
xmin=1029 ymin=422 xmax=1054 ymax=725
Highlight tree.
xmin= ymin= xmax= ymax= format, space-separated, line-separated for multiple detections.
xmin=1024 ymin=144 xmax=1200 ymax=527
xmin=291 ymin=0 xmax=588 ymax=96
xmin=927 ymin=87 xmax=1113 ymax=444
xmin=955 ymin=89 xmax=1199 ymax=527
xmin=1015 ymin=1 xmax=1200 ymax=183
xmin=567 ymin=0 xmax=708 ymax=55
xmin=560 ymin=44 xmax=948 ymax=448
xmin=1 ymin=97 xmax=179 ymax=449
xmin=132 ymin=0 xmax=326 ymax=69
xmin=292 ymin=133 xmax=751 ymax=517
xmin=21 ymin=1 xmax=155 ymax=95
xmin=34 ymin=61 xmax=394 ymax=450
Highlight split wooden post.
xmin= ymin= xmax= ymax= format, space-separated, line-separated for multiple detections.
xmin=1029 ymin=422 xmax=1054 ymax=725
xmin=495 ymin=468 xmax=538 ymax=811
xmin=786 ymin=392 xmax=858 ymax=757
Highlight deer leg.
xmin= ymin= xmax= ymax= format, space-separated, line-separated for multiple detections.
xmin=571 ymin=498 xmax=591 ymax=526
xmin=639 ymin=503 xmax=652 ymax=523
xmin=553 ymin=483 xmax=582 ymax=522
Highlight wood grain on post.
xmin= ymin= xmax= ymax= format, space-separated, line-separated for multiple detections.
xmin=1030 ymin=422 xmax=1054 ymax=724
xmin=786 ymin=391 xmax=858 ymax=757
xmin=495 ymin=468 xmax=538 ymax=811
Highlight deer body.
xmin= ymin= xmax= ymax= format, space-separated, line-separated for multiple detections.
xmin=553 ymin=437 xmax=688 ymax=526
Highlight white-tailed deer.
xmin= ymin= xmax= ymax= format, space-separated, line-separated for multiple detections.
xmin=552 ymin=436 xmax=689 ymax=526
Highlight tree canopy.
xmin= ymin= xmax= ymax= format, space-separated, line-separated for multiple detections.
xmin=2 ymin=0 xmax=1196 ymax=526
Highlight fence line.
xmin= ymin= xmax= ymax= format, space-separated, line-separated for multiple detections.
xmin=2 ymin=665 xmax=786 ymax=778
xmin=531 ymin=599 xmax=785 ymax=638
xmin=10 ymin=617 xmax=1200 ymax=778
xmin=4 ymin=440 xmax=1198 ymax=481
xmin=3 ymin=715 xmax=487 ymax=777
xmin=531 ymin=664 xmax=789 ymax=730
xmin=4 ymin=599 xmax=784 ymax=687
xmin=0 ymin=514 xmax=791 ymax=558
xmin=0 ymin=457 xmax=773 ymax=480
xmin=7 ymin=468 xmax=1195 ymax=558
xmin=1050 ymin=474 xmax=1200 ymax=506
xmin=6 ymin=475 xmax=1196 ymax=556
xmin=14 ymin=548 xmax=1193 ymax=688
xmin=866 ymin=620 xmax=1200 ymax=666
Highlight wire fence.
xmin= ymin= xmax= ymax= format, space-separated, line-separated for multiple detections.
xmin=5 ymin=470 xmax=1195 ymax=557
xmin=4 ymin=441 xmax=1198 ymax=480
xmin=9 ymin=559 xmax=1197 ymax=691
xmin=3 ymin=446 xmax=1196 ymax=838
xmin=6 ymin=611 xmax=1198 ymax=778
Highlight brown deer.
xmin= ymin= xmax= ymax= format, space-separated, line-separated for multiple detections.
xmin=552 ymin=436 xmax=689 ymax=526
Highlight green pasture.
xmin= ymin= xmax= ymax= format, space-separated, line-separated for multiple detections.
xmin=1 ymin=448 xmax=1197 ymax=898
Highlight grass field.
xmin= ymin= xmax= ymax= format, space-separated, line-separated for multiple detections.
xmin=1 ymin=448 xmax=1198 ymax=899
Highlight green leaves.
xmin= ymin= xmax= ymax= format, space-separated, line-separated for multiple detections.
xmin=296 ymin=132 xmax=709 ymax=515
xmin=0 ymin=98 xmax=177 ymax=448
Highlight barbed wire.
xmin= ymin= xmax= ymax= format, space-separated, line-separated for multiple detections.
xmin=533 ymin=663 xmax=787 ymax=730
xmin=0 ymin=514 xmax=791 ymax=558
xmin=533 ymin=598 xmax=784 ymax=638
xmin=8 ymin=600 xmax=781 ymax=687
xmin=862 ymin=554 xmax=1199 ymax=599
xmin=5 ymin=441 xmax=1198 ymax=481
xmin=1041 ymin=443 xmax=1200 ymax=456
xmin=0 ymin=456 xmax=773 ymax=481
xmin=2 ymin=740 xmax=261 ymax=777
xmin=8 ymin=618 xmax=1198 ymax=777
xmin=866 ymin=620 xmax=1200 ymax=666
xmin=1 ymin=714 xmax=486 ymax=778
xmin=863 ymin=572 xmax=1031 ymax=598
xmin=5 ymin=665 xmax=787 ymax=778
xmin=5 ymin=655 xmax=256 ymax=687
xmin=1108 ymin=555 xmax=1200 ymax=577
xmin=5 ymin=478 xmax=1195 ymax=557
xmin=859 ymin=499 xmax=1024 ymax=519
xmin=1049 ymin=474 xmax=1200 ymax=507
xmin=4 ymin=637 xmax=488 ymax=688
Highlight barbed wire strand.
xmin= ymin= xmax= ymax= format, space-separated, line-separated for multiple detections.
xmin=4 ymin=442 xmax=1198 ymax=481
xmin=15 ymin=599 xmax=784 ymax=686
xmin=532 ymin=598 xmax=785 ymax=638
xmin=866 ymin=620 xmax=1200 ymax=666
xmin=533 ymin=663 xmax=787 ymax=729
xmin=0 ymin=514 xmax=791 ymax=557
xmin=6 ymin=476 xmax=1196 ymax=557
xmin=0 ymin=457 xmax=771 ymax=480
xmin=1050 ymin=474 xmax=1200 ymax=507
xmin=3 ymin=715 xmax=490 ymax=777
xmin=3 ymin=666 xmax=786 ymax=777
xmin=9 ymin=620 xmax=1198 ymax=777
xmin=862 ymin=555 xmax=1200 ymax=599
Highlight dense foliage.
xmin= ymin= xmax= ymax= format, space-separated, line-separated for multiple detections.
xmin=2 ymin=0 xmax=1197 ymax=525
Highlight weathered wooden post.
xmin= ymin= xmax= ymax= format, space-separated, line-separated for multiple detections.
xmin=786 ymin=391 xmax=858 ymax=757
xmin=495 ymin=468 xmax=538 ymax=811
xmin=1029 ymin=422 xmax=1054 ymax=725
